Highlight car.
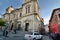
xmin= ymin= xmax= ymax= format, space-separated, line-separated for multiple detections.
xmin=24 ymin=32 xmax=43 ymax=40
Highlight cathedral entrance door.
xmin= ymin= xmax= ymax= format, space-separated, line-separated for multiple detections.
xmin=25 ymin=23 xmax=29 ymax=31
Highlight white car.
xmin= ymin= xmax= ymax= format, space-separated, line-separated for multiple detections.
xmin=24 ymin=32 xmax=43 ymax=40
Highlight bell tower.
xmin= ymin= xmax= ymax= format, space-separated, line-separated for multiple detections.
xmin=33 ymin=0 xmax=39 ymax=13
xmin=24 ymin=0 xmax=39 ymax=13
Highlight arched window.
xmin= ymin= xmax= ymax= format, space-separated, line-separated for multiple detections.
xmin=26 ymin=8 xmax=27 ymax=13
xmin=59 ymin=14 xmax=60 ymax=19
xmin=28 ymin=7 xmax=30 ymax=13
xmin=20 ymin=13 xmax=22 ymax=17
xmin=26 ymin=6 xmax=30 ymax=13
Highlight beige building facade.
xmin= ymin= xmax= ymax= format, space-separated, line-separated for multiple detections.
xmin=3 ymin=0 xmax=43 ymax=32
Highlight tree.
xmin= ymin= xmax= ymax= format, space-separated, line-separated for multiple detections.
xmin=0 ymin=18 xmax=6 ymax=26
xmin=0 ymin=18 xmax=6 ymax=30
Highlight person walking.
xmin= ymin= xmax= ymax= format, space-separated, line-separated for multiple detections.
xmin=3 ymin=29 xmax=5 ymax=36
xmin=14 ymin=28 xmax=16 ymax=34
xmin=5 ymin=30 xmax=8 ymax=37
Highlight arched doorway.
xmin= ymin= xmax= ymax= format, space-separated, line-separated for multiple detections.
xmin=18 ymin=24 xmax=21 ymax=30
xmin=25 ymin=23 xmax=29 ymax=31
xmin=10 ymin=23 xmax=13 ymax=30
xmin=17 ymin=24 xmax=22 ymax=30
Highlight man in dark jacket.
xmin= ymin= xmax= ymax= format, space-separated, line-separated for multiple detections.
xmin=5 ymin=30 xmax=8 ymax=37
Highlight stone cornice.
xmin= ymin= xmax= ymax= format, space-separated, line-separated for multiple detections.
xmin=34 ymin=12 xmax=42 ymax=21
xmin=18 ymin=12 xmax=41 ymax=20
xmin=22 ymin=1 xmax=31 ymax=6
xmin=22 ymin=0 xmax=37 ymax=6
xmin=17 ymin=13 xmax=34 ymax=20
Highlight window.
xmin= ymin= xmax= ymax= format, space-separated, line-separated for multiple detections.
xmin=59 ymin=14 xmax=60 ymax=19
xmin=28 ymin=7 xmax=30 ymax=13
xmin=34 ymin=33 xmax=39 ymax=35
xmin=26 ymin=8 xmax=27 ymax=13
xmin=26 ymin=6 xmax=30 ymax=13
xmin=20 ymin=13 xmax=22 ymax=17
xmin=55 ymin=15 xmax=57 ymax=21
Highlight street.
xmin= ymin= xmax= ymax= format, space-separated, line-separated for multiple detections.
xmin=0 ymin=30 xmax=53 ymax=40
xmin=0 ymin=31 xmax=26 ymax=40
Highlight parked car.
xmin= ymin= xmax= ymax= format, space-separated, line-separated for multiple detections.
xmin=24 ymin=32 xmax=43 ymax=40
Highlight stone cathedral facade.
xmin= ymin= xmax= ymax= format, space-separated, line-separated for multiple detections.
xmin=3 ymin=0 xmax=44 ymax=32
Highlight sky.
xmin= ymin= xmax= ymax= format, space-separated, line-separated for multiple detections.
xmin=0 ymin=0 xmax=60 ymax=25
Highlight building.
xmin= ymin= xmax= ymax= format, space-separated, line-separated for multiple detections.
xmin=3 ymin=0 xmax=43 ymax=32
xmin=44 ymin=24 xmax=49 ymax=33
xmin=49 ymin=8 xmax=60 ymax=33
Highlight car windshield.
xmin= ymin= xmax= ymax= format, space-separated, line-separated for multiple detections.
xmin=34 ymin=33 xmax=39 ymax=35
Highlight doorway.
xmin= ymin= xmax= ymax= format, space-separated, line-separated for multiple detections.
xmin=10 ymin=23 xmax=13 ymax=30
xmin=17 ymin=24 xmax=22 ymax=30
xmin=58 ymin=25 xmax=60 ymax=32
xmin=25 ymin=23 xmax=29 ymax=31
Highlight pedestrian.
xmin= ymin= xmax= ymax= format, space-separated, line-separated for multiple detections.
xmin=3 ymin=30 xmax=5 ymax=36
xmin=55 ymin=33 xmax=60 ymax=40
xmin=14 ymin=28 xmax=16 ymax=34
xmin=5 ymin=30 xmax=8 ymax=37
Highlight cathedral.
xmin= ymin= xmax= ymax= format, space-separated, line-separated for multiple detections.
xmin=3 ymin=0 xmax=44 ymax=32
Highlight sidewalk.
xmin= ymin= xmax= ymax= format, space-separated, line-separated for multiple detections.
xmin=0 ymin=31 xmax=27 ymax=40
xmin=42 ymin=35 xmax=53 ymax=40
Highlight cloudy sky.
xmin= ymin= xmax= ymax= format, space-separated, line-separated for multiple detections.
xmin=0 ymin=0 xmax=60 ymax=24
